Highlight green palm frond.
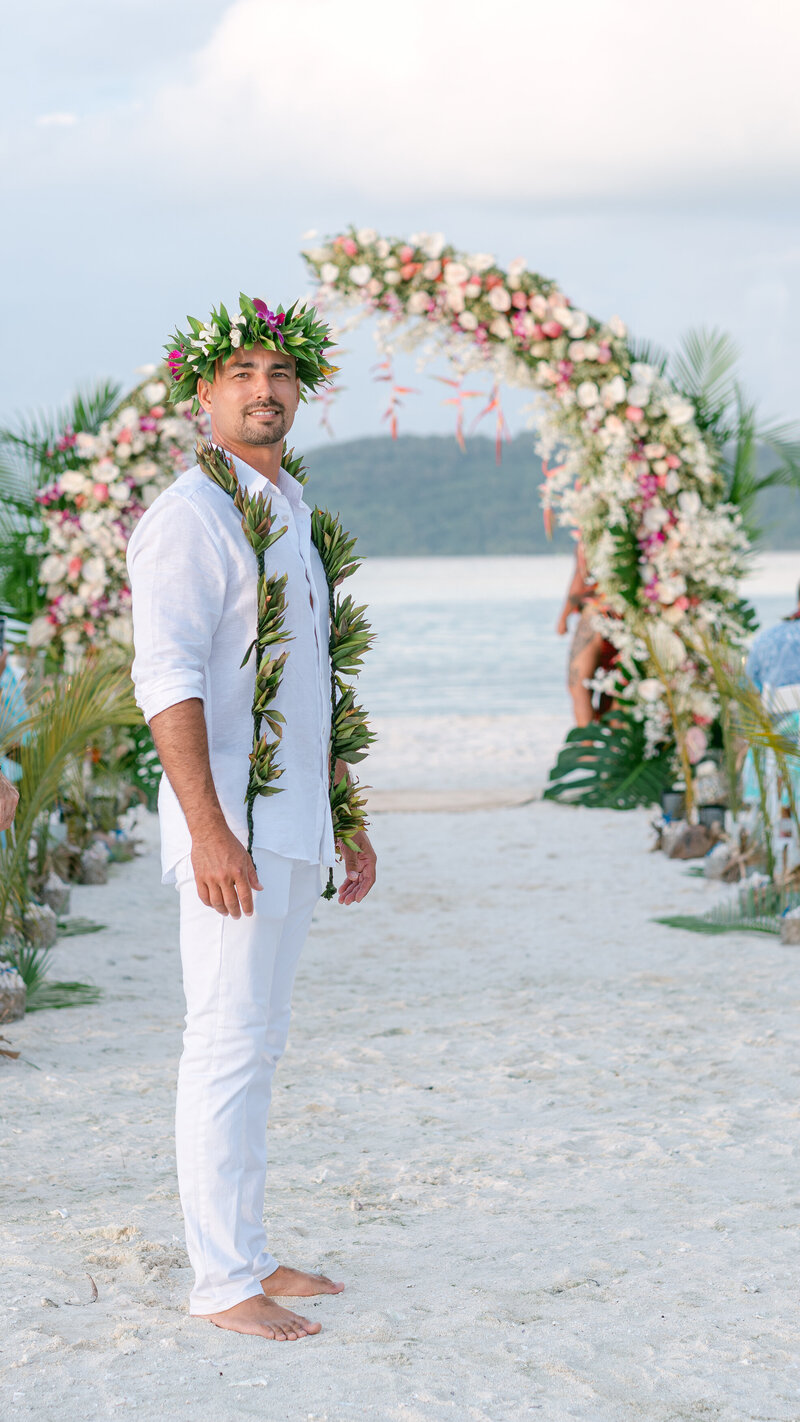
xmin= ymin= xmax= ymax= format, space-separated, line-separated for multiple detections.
xmin=0 ymin=655 xmax=140 ymax=931
xmin=628 ymin=335 xmax=670 ymax=376
xmin=670 ymin=327 xmax=740 ymax=435
xmin=544 ymin=711 xmax=674 ymax=810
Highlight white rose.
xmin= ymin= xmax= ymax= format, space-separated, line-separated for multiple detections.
xmin=108 ymin=615 xmax=133 ymax=646
xmin=583 ymin=341 xmax=599 ymax=361
xmin=375 ymin=239 xmax=390 ymax=259
xmin=81 ymin=555 xmax=106 ymax=584
xmin=530 ymin=294 xmax=549 ymax=319
xmin=630 ymin=362 xmax=655 ymax=386
xmin=576 ymin=381 xmax=599 ymax=409
xmin=489 ymin=316 xmax=512 ymax=339
xmin=568 ymin=311 xmax=589 ymax=339
xmin=59 ymin=471 xmax=88 ymax=495
xmin=469 ymin=252 xmax=496 ymax=273
xmin=446 ymin=287 xmax=465 ymax=313
xmin=356 ymin=227 xmax=377 ymax=245
xmin=109 ymin=482 xmax=130 ymax=504
xmin=678 ymin=490 xmax=702 ymax=518
xmin=367 ymin=278 xmax=383 ymax=297
xmin=349 ymin=264 xmax=372 ymax=287
xmin=444 ymin=262 xmax=469 ymax=285
xmin=142 ymin=381 xmax=167 ymax=404
xmin=74 ymin=432 xmax=99 ymax=458
xmin=508 ymin=257 xmax=527 ymax=277
xmin=384 ymin=270 xmax=401 ymax=286
xmin=488 ymin=287 xmax=512 ymax=313
xmin=458 ymin=311 xmax=479 ymax=331
xmin=422 ymin=260 xmax=441 ymax=280
xmin=649 ymin=622 xmax=685 ymax=672
xmin=421 ymin=233 xmax=445 ymax=259
xmin=115 ymin=406 xmax=138 ymax=429
xmin=551 ymin=304 xmax=571 ymax=325
xmin=27 ymin=616 xmax=56 ymax=648
xmin=62 ymin=627 xmax=82 ymax=649
xmin=662 ymin=395 xmax=695 ymax=427
xmin=320 ymin=263 xmax=339 ymax=284
xmin=602 ymin=375 xmax=627 ymax=408
xmin=665 ymin=471 xmax=681 ymax=495
xmin=628 ymin=384 xmax=652 ymax=408
xmin=638 ymin=678 xmax=665 ymax=703
xmin=464 ymin=282 xmax=481 ymax=299
xmin=40 ymin=553 xmax=68 ymax=585
xmin=569 ymin=341 xmax=587 ymax=362
xmin=408 ymin=291 xmax=431 ymax=314
xmin=642 ymin=503 xmax=669 ymax=532
xmin=608 ymin=315 xmax=627 ymax=339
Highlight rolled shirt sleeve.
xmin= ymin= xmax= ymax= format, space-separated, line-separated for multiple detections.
xmin=127 ymin=492 xmax=227 ymax=725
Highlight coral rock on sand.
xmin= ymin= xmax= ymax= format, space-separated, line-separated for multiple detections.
xmin=0 ymin=963 xmax=26 ymax=1023
xmin=42 ymin=871 xmax=71 ymax=917
xmin=23 ymin=902 xmax=58 ymax=949
xmin=79 ymin=842 xmax=110 ymax=886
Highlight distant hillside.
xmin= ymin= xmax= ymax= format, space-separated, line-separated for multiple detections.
xmin=302 ymin=433 xmax=800 ymax=556
xmin=303 ymin=434 xmax=572 ymax=555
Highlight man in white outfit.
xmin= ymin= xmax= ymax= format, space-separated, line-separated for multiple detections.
xmin=127 ymin=297 xmax=376 ymax=1342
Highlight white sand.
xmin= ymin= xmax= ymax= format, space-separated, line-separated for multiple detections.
xmin=3 ymin=785 xmax=800 ymax=1422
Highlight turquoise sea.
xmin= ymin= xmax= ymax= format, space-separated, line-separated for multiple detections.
xmin=353 ymin=554 xmax=798 ymax=721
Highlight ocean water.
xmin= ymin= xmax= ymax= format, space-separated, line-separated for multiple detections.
xmin=352 ymin=554 xmax=799 ymax=720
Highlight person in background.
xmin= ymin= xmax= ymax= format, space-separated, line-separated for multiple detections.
xmin=556 ymin=541 xmax=616 ymax=726
xmin=746 ymin=582 xmax=800 ymax=691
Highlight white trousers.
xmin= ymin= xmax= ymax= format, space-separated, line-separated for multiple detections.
xmin=174 ymin=848 xmax=321 ymax=1315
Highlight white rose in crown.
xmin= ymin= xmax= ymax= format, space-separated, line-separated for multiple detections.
xmin=488 ymin=287 xmax=512 ymax=313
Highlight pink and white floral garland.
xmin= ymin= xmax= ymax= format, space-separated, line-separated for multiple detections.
xmin=28 ymin=371 xmax=205 ymax=663
xmin=303 ymin=228 xmax=750 ymax=759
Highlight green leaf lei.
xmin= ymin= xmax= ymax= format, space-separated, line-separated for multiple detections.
xmin=196 ymin=440 xmax=374 ymax=899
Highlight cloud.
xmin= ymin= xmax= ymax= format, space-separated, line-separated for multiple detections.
xmin=131 ymin=0 xmax=800 ymax=206
xmin=35 ymin=112 xmax=78 ymax=127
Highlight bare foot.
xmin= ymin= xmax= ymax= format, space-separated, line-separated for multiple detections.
xmin=261 ymin=1264 xmax=345 ymax=1298
xmin=203 ymin=1293 xmax=321 ymax=1341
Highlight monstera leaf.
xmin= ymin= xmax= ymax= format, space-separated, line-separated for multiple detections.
xmin=544 ymin=711 xmax=674 ymax=810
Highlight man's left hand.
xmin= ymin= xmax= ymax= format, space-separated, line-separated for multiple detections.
xmin=337 ymin=830 xmax=377 ymax=905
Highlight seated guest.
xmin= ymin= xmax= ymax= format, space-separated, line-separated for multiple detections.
xmin=746 ymin=583 xmax=800 ymax=691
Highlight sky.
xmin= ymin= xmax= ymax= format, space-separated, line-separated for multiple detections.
xmin=3 ymin=0 xmax=800 ymax=448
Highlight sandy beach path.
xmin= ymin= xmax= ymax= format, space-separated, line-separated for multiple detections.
xmin=2 ymin=803 xmax=800 ymax=1421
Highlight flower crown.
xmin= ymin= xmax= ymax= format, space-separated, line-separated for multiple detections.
xmin=165 ymin=293 xmax=337 ymax=410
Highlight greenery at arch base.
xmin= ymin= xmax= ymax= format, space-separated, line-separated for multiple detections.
xmin=302 ymin=227 xmax=800 ymax=814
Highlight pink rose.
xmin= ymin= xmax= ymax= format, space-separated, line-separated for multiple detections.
xmin=68 ymin=556 xmax=83 ymax=578
xmin=341 ymin=238 xmax=357 ymax=256
xmin=626 ymin=406 xmax=644 ymax=422
xmin=399 ymin=245 xmax=414 ymax=262
xmin=665 ymin=454 xmax=681 ymax=468
xmin=116 ymin=427 xmax=132 ymax=445
xmin=685 ymin=726 xmax=708 ymax=764
xmin=93 ymin=482 xmax=109 ymax=501
xmin=511 ymin=291 xmax=528 ymax=309
xmin=541 ymin=321 xmax=563 ymax=339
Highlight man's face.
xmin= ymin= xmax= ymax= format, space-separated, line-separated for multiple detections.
xmin=198 ymin=346 xmax=301 ymax=448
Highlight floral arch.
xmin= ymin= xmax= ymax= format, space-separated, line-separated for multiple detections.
xmin=302 ymin=228 xmax=751 ymax=797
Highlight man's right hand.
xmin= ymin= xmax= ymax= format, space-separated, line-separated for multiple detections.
xmin=191 ymin=826 xmax=263 ymax=918
xmin=0 ymin=771 xmax=19 ymax=832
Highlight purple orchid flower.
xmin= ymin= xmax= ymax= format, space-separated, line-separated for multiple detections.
xmin=252 ymin=299 xmax=286 ymax=345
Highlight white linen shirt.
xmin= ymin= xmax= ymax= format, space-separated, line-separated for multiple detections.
xmin=127 ymin=454 xmax=335 ymax=882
